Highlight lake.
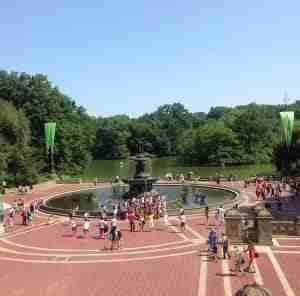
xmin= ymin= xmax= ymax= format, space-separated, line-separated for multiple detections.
xmin=82 ymin=157 xmax=275 ymax=180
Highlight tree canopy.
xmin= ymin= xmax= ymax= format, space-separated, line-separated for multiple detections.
xmin=1 ymin=69 xmax=300 ymax=185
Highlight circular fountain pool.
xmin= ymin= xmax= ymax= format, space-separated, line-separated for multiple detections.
xmin=41 ymin=183 xmax=239 ymax=216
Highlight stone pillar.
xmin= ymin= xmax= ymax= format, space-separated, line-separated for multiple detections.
xmin=225 ymin=208 xmax=243 ymax=244
xmin=256 ymin=208 xmax=273 ymax=246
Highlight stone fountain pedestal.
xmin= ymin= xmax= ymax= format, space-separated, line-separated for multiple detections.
xmin=123 ymin=154 xmax=158 ymax=198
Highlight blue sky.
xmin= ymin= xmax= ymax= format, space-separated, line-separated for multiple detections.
xmin=1 ymin=1 xmax=300 ymax=117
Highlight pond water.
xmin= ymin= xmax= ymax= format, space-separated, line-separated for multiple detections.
xmin=46 ymin=184 xmax=237 ymax=211
xmin=82 ymin=157 xmax=275 ymax=180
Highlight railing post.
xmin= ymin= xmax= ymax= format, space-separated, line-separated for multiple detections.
xmin=256 ymin=208 xmax=273 ymax=245
xmin=225 ymin=208 xmax=243 ymax=244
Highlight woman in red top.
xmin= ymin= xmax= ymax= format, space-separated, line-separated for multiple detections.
xmin=244 ymin=243 xmax=257 ymax=273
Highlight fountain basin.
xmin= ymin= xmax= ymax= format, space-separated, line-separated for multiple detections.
xmin=38 ymin=183 xmax=239 ymax=217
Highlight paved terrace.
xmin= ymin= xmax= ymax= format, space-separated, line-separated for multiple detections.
xmin=0 ymin=181 xmax=299 ymax=296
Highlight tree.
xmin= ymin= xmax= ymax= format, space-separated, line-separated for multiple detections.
xmin=138 ymin=103 xmax=192 ymax=154
xmin=207 ymin=106 xmax=231 ymax=120
xmin=0 ymin=71 xmax=95 ymax=176
xmin=231 ymin=104 xmax=280 ymax=162
xmin=93 ymin=127 xmax=129 ymax=159
xmin=0 ymin=99 xmax=38 ymax=185
xmin=178 ymin=121 xmax=240 ymax=165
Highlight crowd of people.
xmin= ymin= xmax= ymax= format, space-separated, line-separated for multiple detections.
xmin=65 ymin=190 xmax=171 ymax=250
xmin=255 ymin=178 xmax=282 ymax=201
xmin=206 ymin=227 xmax=258 ymax=274
xmin=4 ymin=198 xmax=39 ymax=229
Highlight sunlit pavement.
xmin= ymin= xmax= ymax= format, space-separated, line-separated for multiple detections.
xmin=1 ymin=182 xmax=299 ymax=296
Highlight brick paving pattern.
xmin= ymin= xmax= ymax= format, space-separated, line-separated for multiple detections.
xmin=0 ymin=181 xmax=299 ymax=295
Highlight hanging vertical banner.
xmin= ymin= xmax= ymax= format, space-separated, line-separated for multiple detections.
xmin=280 ymin=112 xmax=294 ymax=146
xmin=45 ymin=122 xmax=56 ymax=153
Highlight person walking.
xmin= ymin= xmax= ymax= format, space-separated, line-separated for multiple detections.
xmin=128 ymin=210 xmax=136 ymax=232
xmin=8 ymin=207 xmax=15 ymax=227
xmin=148 ymin=209 xmax=155 ymax=230
xmin=83 ymin=218 xmax=90 ymax=238
xmin=116 ymin=227 xmax=122 ymax=249
xmin=109 ymin=224 xmax=118 ymax=250
xmin=138 ymin=213 xmax=145 ymax=232
xmin=205 ymin=206 xmax=209 ymax=225
xmin=21 ymin=208 xmax=27 ymax=225
xmin=27 ymin=209 xmax=33 ymax=226
xmin=112 ymin=205 xmax=118 ymax=219
xmin=233 ymin=245 xmax=245 ymax=274
xmin=217 ymin=206 xmax=225 ymax=226
xmin=71 ymin=220 xmax=77 ymax=236
xmin=29 ymin=202 xmax=34 ymax=216
xmin=207 ymin=228 xmax=217 ymax=251
xmin=179 ymin=211 xmax=186 ymax=232
xmin=99 ymin=216 xmax=105 ymax=239
xmin=221 ymin=233 xmax=230 ymax=259
xmin=244 ymin=242 xmax=257 ymax=273
xmin=163 ymin=211 xmax=169 ymax=228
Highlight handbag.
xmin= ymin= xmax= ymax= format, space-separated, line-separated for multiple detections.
xmin=254 ymin=252 xmax=259 ymax=258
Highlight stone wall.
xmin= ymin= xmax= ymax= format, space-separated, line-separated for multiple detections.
xmin=272 ymin=218 xmax=300 ymax=236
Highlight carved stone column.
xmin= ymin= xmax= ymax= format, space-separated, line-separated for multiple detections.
xmin=225 ymin=208 xmax=243 ymax=244
xmin=256 ymin=208 xmax=273 ymax=246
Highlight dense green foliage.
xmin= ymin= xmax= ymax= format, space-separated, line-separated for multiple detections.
xmin=0 ymin=71 xmax=97 ymax=184
xmin=1 ymin=69 xmax=300 ymax=185
xmin=179 ymin=104 xmax=282 ymax=165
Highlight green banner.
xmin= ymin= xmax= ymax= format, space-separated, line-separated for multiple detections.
xmin=280 ymin=112 xmax=294 ymax=146
xmin=45 ymin=122 xmax=56 ymax=153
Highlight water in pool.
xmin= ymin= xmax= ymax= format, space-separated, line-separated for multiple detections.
xmin=46 ymin=184 xmax=237 ymax=212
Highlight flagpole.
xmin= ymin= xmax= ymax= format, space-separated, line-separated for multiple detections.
xmin=50 ymin=145 xmax=54 ymax=174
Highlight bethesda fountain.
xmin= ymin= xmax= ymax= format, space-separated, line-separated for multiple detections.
xmin=122 ymin=147 xmax=159 ymax=198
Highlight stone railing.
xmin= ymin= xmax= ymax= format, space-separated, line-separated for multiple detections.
xmin=56 ymin=178 xmax=112 ymax=184
xmin=226 ymin=205 xmax=300 ymax=244
xmin=225 ymin=205 xmax=273 ymax=245
xmin=272 ymin=218 xmax=300 ymax=236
